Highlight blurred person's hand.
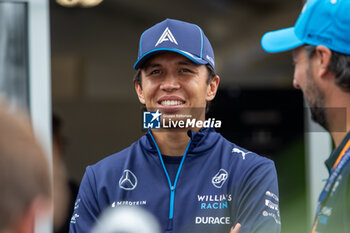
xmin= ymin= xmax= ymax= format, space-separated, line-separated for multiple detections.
xmin=230 ymin=223 xmax=241 ymax=233
xmin=91 ymin=206 xmax=161 ymax=233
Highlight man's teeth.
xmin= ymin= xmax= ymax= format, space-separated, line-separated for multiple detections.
xmin=161 ymin=100 xmax=184 ymax=106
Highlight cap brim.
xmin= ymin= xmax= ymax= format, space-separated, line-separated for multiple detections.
xmin=133 ymin=48 xmax=208 ymax=69
xmin=261 ymin=27 xmax=304 ymax=53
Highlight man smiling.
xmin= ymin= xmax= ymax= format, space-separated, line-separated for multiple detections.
xmin=69 ymin=19 xmax=281 ymax=233
xmin=261 ymin=0 xmax=350 ymax=232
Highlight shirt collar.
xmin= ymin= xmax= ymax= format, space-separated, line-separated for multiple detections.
xmin=143 ymin=127 xmax=218 ymax=155
xmin=325 ymin=131 xmax=350 ymax=172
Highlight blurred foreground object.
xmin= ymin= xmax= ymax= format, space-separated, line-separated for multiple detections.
xmin=56 ymin=0 xmax=103 ymax=8
xmin=91 ymin=206 xmax=161 ymax=233
xmin=53 ymin=140 xmax=69 ymax=232
xmin=0 ymin=104 xmax=51 ymax=233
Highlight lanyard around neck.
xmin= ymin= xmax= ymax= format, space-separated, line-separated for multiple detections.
xmin=312 ymin=140 xmax=350 ymax=232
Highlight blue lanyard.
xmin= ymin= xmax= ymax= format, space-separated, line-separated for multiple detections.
xmin=315 ymin=148 xmax=350 ymax=216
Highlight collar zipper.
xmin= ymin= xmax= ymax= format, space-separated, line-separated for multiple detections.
xmin=148 ymin=131 xmax=192 ymax=231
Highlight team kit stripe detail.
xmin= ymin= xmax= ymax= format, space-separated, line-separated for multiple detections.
xmin=195 ymin=25 xmax=204 ymax=59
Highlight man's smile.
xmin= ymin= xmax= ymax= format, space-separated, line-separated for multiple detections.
xmin=158 ymin=96 xmax=186 ymax=107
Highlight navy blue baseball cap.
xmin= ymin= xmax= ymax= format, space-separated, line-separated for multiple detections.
xmin=134 ymin=19 xmax=215 ymax=70
xmin=261 ymin=0 xmax=350 ymax=55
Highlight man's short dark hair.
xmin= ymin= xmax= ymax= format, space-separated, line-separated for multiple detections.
xmin=304 ymin=44 xmax=350 ymax=92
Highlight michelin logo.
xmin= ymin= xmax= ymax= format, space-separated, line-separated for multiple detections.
xmin=212 ymin=169 xmax=228 ymax=188
xmin=262 ymin=211 xmax=281 ymax=225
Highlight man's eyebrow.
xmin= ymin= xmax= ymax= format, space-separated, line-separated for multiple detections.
xmin=143 ymin=63 xmax=161 ymax=70
xmin=142 ymin=60 xmax=198 ymax=69
xmin=178 ymin=61 xmax=198 ymax=66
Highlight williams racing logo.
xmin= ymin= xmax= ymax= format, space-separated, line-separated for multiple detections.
xmin=212 ymin=169 xmax=228 ymax=188
xmin=196 ymin=194 xmax=232 ymax=225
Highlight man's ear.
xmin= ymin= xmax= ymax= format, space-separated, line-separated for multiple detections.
xmin=315 ymin=45 xmax=332 ymax=78
xmin=135 ymin=81 xmax=145 ymax=105
xmin=206 ymin=75 xmax=220 ymax=102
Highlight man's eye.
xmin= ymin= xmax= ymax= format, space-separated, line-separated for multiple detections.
xmin=180 ymin=68 xmax=192 ymax=73
xmin=150 ymin=70 xmax=161 ymax=75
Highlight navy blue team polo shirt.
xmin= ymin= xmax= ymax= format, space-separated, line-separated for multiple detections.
xmin=69 ymin=128 xmax=281 ymax=233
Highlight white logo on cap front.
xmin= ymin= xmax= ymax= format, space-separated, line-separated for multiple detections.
xmin=119 ymin=169 xmax=138 ymax=190
xmin=155 ymin=27 xmax=178 ymax=47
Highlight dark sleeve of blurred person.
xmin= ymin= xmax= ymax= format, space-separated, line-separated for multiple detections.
xmin=0 ymin=105 xmax=51 ymax=233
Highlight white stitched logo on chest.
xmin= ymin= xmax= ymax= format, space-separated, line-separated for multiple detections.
xmin=119 ymin=169 xmax=138 ymax=190
xmin=212 ymin=169 xmax=228 ymax=188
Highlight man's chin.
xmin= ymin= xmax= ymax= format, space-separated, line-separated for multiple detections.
xmin=310 ymin=108 xmax=328 ymax=130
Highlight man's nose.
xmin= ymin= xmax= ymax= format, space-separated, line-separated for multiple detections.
xmin=160 ymin=74 xmax=180 ymax=91
xmin=292 ymin=69 xmax=300 ymax=89
xmin=292 ymin=78 xmax=300 ymax=89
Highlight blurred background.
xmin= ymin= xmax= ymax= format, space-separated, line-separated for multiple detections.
xmin=1 ymin=0 xmax=320 ymax=232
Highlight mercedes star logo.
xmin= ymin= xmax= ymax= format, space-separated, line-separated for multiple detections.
xmin=119 ymin=169 xmax=138 ymax=190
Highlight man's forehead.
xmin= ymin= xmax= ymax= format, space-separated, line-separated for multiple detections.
xmin=142 ymin=52 xmax=199 ymax=68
